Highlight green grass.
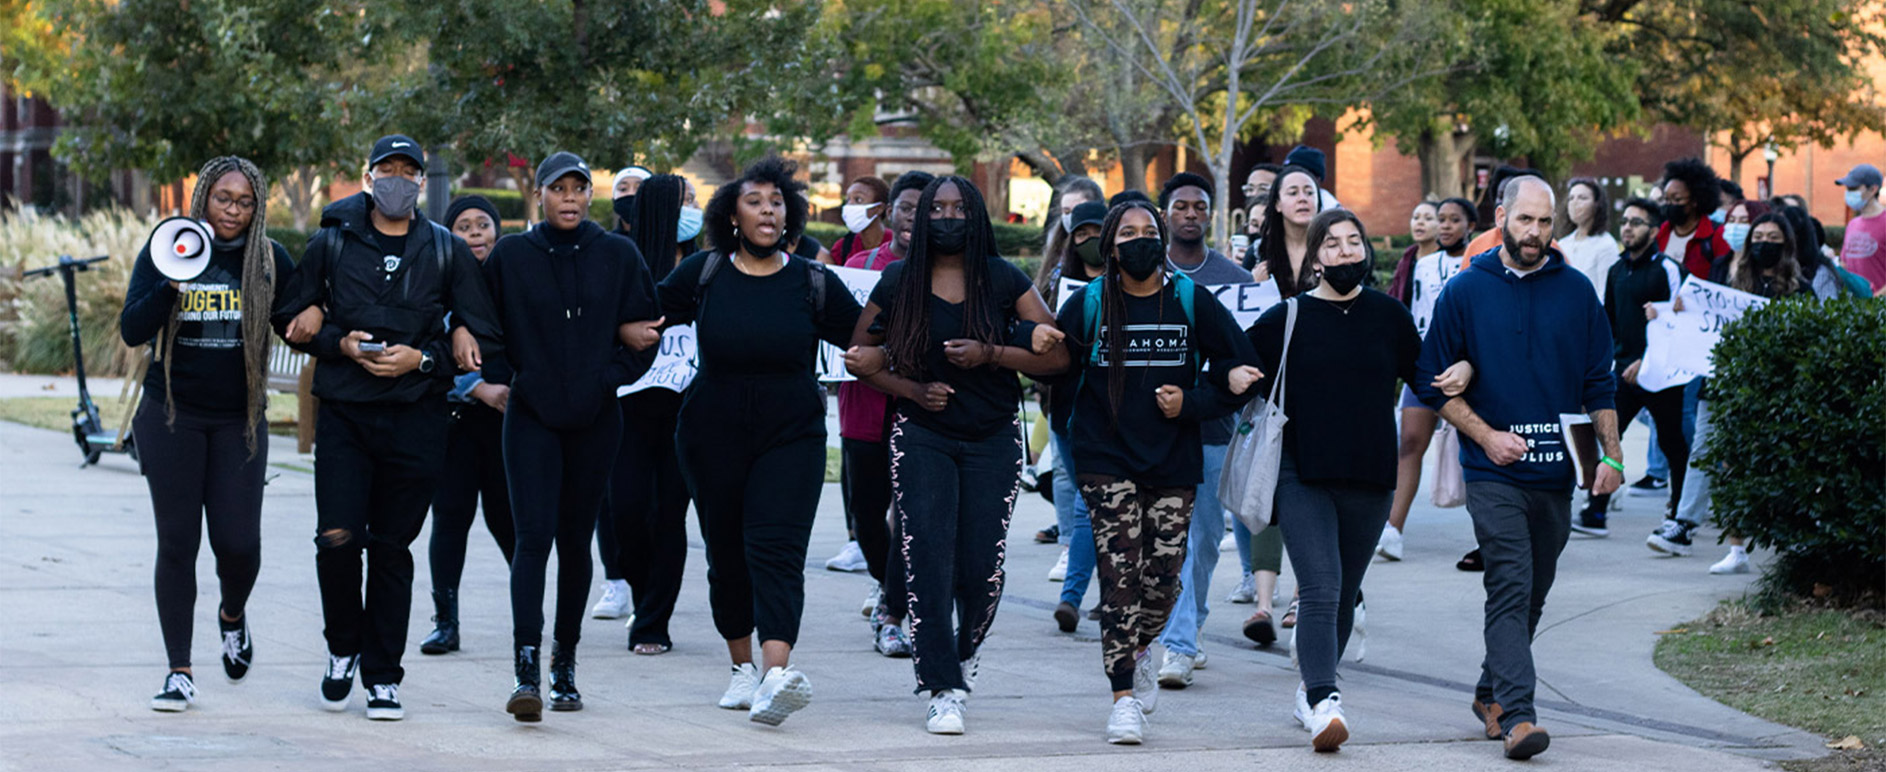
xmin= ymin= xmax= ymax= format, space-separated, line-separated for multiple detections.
xmin=0 ymin=394 xmax=299 ymax=435
xmin=1654 ymin=600 xmax=1885 ymax=750
xmin=825 ymin=445 xmax=839 ymax=483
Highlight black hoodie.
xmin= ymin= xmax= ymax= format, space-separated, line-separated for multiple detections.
xmin=480 ymin=220 xmax=658 ymax=429
xmin=272 ymin=191 xmax=503 ymax=404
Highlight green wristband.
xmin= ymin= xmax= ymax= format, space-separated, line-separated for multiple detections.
xmin=1600 ymin=455 xmax=1625 ymax=473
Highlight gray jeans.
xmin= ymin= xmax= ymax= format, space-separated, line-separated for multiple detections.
xmin=1275 ymin=453 xmax=1392 ymax=705
xmin=1464 ymin=480 xmax=1571 ymax=731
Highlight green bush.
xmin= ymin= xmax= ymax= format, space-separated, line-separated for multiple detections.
xmin=1702 ymin=296 xmax=1886 ymax=605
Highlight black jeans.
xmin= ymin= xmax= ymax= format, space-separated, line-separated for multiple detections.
xmin=1274 ymin=453 xmax=1392 ymax=705
xmin=677 ymin=375 xmax=826 ymax=647
xmin=134 ymin=396 xmax=266 ymax=670
xmin=890 ymin=416 xmax=1023 ymax=694
xmin=314 ymin=398 xmax=449 ymax=686
xmin=611 ymin=389 xmax=692 ymax=647
xmin=1589 ymin=379 xmax=1688 ymax=515
xmin=1465 ymin=480 xmax=1572 ymax=731
xmin=429 ymin=402 xmax=515 ymax=594
xmin=504 ymin=401 xmax=619 ymax=651
xmin=842 ymin=437 xmax=900 ymax=590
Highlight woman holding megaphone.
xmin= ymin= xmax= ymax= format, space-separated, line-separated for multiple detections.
xmin=119 ymin=156 xmax=299 ymax=713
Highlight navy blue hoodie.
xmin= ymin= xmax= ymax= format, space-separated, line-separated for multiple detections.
xmin=1414 ymin=246 xmax=1616 ymax=491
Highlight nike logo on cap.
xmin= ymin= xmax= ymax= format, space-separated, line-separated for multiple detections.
xmin=392 ymin=141 xmax=411 ymax=148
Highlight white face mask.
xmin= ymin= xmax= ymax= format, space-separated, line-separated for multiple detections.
xmin=1846 ymin=189 xmax=1871 ymax=212
xmin=1061 ymin=212 xmax=1073 ymax=233
xmin=841 ymin=203 xmax=880 ymax=234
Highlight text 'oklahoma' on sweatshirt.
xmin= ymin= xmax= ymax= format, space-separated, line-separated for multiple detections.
xmin=1414 ymin=246 xmax=1616 ymax=491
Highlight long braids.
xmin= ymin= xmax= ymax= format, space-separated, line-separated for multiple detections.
xmin=630 ymin=174 xmax=684 ymax=281
xmin=883 ymin=176 xmax=1004 ymax=380
xmin=160 ymin=156 xmax=274 ymax=455
xmin=1096 ymin=201 xmax=1169 ymax=428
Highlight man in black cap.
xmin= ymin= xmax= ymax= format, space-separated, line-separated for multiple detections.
xmin=273 ymin=133 xmax=503 ymax=722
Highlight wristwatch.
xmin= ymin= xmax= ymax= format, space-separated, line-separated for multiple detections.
xmin=418 ymin=351 xmax=435 ymax=374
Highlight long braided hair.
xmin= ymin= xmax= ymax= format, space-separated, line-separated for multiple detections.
xmin=156 ymin=156 xmax=275 ymax=455
xmin=1092 ymin=200 xmax=1170 ymax=428
xmin=630 ymin=174 xmax=684 ymax=282
xmin=882 ymin=176 xmax=1004 ymax=381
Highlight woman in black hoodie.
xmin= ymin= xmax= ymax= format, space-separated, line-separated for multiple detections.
xmin=480 ymin=152 xmax=659 ymax=722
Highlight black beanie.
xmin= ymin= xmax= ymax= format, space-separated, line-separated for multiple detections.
xmin=1284 ymin=145 xmax=1327 ymax=182
xmin=444 ymin=195 xmax=502 ymax=231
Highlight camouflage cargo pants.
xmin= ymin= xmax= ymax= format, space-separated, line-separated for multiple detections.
xmin=1078 ymin=474 xmax=1195 ymax=692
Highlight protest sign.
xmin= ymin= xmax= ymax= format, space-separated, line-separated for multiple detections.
xmin=1636 ymin=278 xmax=1768 ymax=392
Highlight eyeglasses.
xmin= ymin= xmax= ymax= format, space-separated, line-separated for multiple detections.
xmin=1620 ymin=218 xmax=1650 ymax=228
xmin=212 ymin=193 xmax=257 ymax=212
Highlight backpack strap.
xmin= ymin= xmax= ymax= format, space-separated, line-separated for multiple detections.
xmin=1082 ymin=276 xmax=1105 ymax=366
xmin=805 ymin=258 xmax=828 ymax=318
xmin=1170 ymin=272 xmax=1201 ymax=378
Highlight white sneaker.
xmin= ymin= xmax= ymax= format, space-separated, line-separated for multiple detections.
xmin=1195 ymin=647 xmax=1208 ymax=669
xmin=926 ymin=689 xmax=966 ymax=734
xmin=1107 ymin=696 xmax=1146 ymax=744
xmin=961 ymin=652 xmax=981 ymax=692
xmin=824 ymin=540 xmax=867 ymax=572
xmin=1710 ymin=548 xmax=1751 ymax=575
xmin=1132 ymin=647 xmax=1159 ymax=714
xmin=1350 ymin=598 xmax=1367 ymax=663
xmin=365 ymin=683 xmax=403 ymax=721
xmin=1048 ymin=548 xmax=1069 ymax=582
xmin=861 ymin=584 xmax=882 ymax=618
xmin=1156 ymin=650 xmax=1196 ymax=688
xmin=1225 ymin=572 xmax=1257 ymax=604
xmin=591 ymin=579 xmax=630 ymax=619
xmin=1219 ymin=532 xmax=1236 ymax=551
xmin=1292 ymin=683 xmax=1313 ymax=731
xmin=717 ymin=663 xmax=760 ymax=710
xmin=1309 ymin=693 xmax=1349 ymax=751
xmin=748 ymin=666 xmax=813 ymax=726
xmin=1375 ymin=524 xmax=1404 ymax=561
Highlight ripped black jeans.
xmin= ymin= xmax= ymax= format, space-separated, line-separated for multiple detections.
xmin=313 ymin=399 xmax=449 ymax=687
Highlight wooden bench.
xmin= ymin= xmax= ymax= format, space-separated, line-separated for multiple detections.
xmin=267 ymin=341 xmax=317 ymax=453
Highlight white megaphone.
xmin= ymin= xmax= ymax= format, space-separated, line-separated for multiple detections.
xmin=149 ymin=217 xmax=214 ymax=282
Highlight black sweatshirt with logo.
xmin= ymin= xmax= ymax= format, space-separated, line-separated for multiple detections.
xmin=121 ymin=240 xmax=298 ymax=416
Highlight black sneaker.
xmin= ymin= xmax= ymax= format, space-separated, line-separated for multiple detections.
xmin=150 ymin=671 xmax=196 ymax=712
xmin=1054 ymin=601 xmax=1079 ymax=633
xmin=1034 ymin=524 xmax=1059 ymax=544
xmin=1569 ymin=505 xmax=1609 ymax=537
xmin=1627 ymin=475 xmax=1668 ymax=497
xmin=365 ymin=683 xmax=403 ymax=720
xmin=1646 ymin=519 xmax=1696 ymax=557
xmin=320 ymin=653 xmax=359 ymax=711
xmin=218 ymin=611 xmax=253 ymax=683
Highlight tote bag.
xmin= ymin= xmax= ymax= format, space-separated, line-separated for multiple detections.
xmin=1218 ymin=299 xmax=1297 ymax=535
xmin=1429 ymin=420 xmax=1466 ymax=508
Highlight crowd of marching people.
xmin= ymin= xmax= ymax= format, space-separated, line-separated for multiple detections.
xmin=120 ymin=131 xmax=1881 ymax=759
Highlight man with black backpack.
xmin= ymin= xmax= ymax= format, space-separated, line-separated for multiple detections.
xmin=273 ymin=134 xmax=502 ymax=722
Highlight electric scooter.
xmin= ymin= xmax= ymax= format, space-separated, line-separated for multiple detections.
xmin=21 ymin=254 xmax=136 ymax=466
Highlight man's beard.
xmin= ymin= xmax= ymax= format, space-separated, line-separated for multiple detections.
xmin=1504 ymin=232 xmax=1546 ymax=268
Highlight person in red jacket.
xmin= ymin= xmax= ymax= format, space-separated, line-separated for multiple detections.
xmin=1654 ymin=158 xmax=1731 ymax=278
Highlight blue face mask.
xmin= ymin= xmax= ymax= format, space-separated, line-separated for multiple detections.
xmin=677 ymin=206 xmax=703 ymax=241
xmin=1722 ymin=222 xmax=1750 ymax=252
xmin=1708 ymin=208 xmax=1727 ymax=225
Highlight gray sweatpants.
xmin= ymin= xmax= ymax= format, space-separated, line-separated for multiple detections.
xmin=1465 ymin=480 xmax=1571 ymax=731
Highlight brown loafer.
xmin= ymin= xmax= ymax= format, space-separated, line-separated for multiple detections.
xmin=1503 ymin=722 xmax=1551 ymax=760
xmin=1471 ymin=699 xmax=1504 ymax=740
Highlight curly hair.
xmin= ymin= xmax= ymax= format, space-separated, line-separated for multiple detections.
xmin=1558 ymin=177 xmax=1611 ymax=238
xmin=1158 ymin=171 xmax=1214 ymax=210
xmin=882 ymin=176 xmax=1004 ymax=381
xmin=1661 ymin=158 xmax=1723 ymax=220
xmin=703 ymin=155 xmax=807 ymax=257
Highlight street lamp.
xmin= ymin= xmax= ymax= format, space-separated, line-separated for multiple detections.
xmin=1763 ymin=141 xmax=1780 ymax=200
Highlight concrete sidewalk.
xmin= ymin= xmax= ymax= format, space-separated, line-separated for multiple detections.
xmin=0 ymin=413 xmax=1827 ymax=771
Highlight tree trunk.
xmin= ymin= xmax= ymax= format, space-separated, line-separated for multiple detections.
xmin=282 ymin=166 xmax=324 ymax=232
xmin=1014 ymin=149 xmax=1066 ymax=188
xmin=507 ymin=165 xmax=538 ymax=225
xmin=1118 ymin=143 xmax=1150 ymax=196
xmin=1417 ymin=127 xmax=1476 ymax=199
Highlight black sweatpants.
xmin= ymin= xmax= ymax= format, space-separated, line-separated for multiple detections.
xmin=505 ymin=402 xmax=620 ymax=651
xmin=314 ymin=398 xmax=449 ymax=687
xmin=890 ymin=416 xmax=1023 ymax=694
xmin=611 ymin=388 xmax=692 ymax=647
xmin=134 ymin=396 xmax=266 ymax=670
xmin=676 ymin=375 xmax=826 ymax=648
xmin=1589 ymin=379 xmax=1688 ymax=514
xmin=429 ymin=402 xmax=515 ymax=594
xmin=842 ymin=437 xmax=898 ymax=589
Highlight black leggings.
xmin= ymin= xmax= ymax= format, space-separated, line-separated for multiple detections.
xmin=505 ymin=402 xmax=620 ymax=650
xmin=135 ymin=396 xmax=266 ymax=670
xmin=677 ymin=375 xmax=826 ymax=648
xmin=842 ymin=437 xmax=896 ymax=585
xmin=611 ymin=389 xmax=692 ymax=647
xmin=1589 ymin=380 xmax=1688 ymax=514
xmin=429 ymin=402 xmax=515 ymax=593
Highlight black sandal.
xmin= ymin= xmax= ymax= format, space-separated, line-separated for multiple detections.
xmin=1456 ymin=548 xmax=1484 ymax=572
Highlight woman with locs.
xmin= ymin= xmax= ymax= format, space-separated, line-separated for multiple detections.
xmin=480 ymin=152 xmax=660 ymax=722
xmin=638 ymin=156 xmax=863 ymax=728
xmin=121 ymin=156 xmax=300 ymax=712
xmin=1052 ymin=200 xmax=1262 ymax=744
xmin=842 ymin=175 xmax=1069 ymax=736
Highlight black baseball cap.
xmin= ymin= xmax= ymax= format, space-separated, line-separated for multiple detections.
xmin=1070 ymin=201 xmax=1108 ymax=231
xmin=369 ymin=134 xmax=426 ymax=169
xmin=535 ymin=152 xmax=592 ymax=188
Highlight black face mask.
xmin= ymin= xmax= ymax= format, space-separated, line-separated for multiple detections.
xmin=612 ymin=195 xmax=637 ymax=224
xmin=1747 ymin=241 xmax=1785 ymax=270
xmin=1116 ymin=237 xmax=1165 ymax=281
xmin=739 ymin=231 xmax=782 ymax=259
xmin=928 ymin=217 xmax=968 ymax=255
xmin=1660 ymin=203 xmax=1689 ymax=226
xmin=1320 ymin=258 xmax=1372 ymax=295
xmin=1437 ymin=235 xmax=1466 ymax=253
xmin=1074 ymin=237 xmax=1103 ymax=267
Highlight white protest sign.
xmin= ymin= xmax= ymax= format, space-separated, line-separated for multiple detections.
xmin=1056 ymin=276 xmax=1281 ymax=329
xmin=620 ymin=324 xmax=698 ymax=395
xmin=1635 ymin=277 xmax=1768 ymax=392
xmin=816 ymin=265 xmax=882 ymax=382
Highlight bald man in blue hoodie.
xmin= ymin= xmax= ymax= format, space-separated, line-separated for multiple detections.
xmin=1414 ymin=176 xmax=1623 ymax=761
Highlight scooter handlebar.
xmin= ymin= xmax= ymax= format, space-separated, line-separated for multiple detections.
xmin=22 ymin=255 xmax=110 ymax=278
